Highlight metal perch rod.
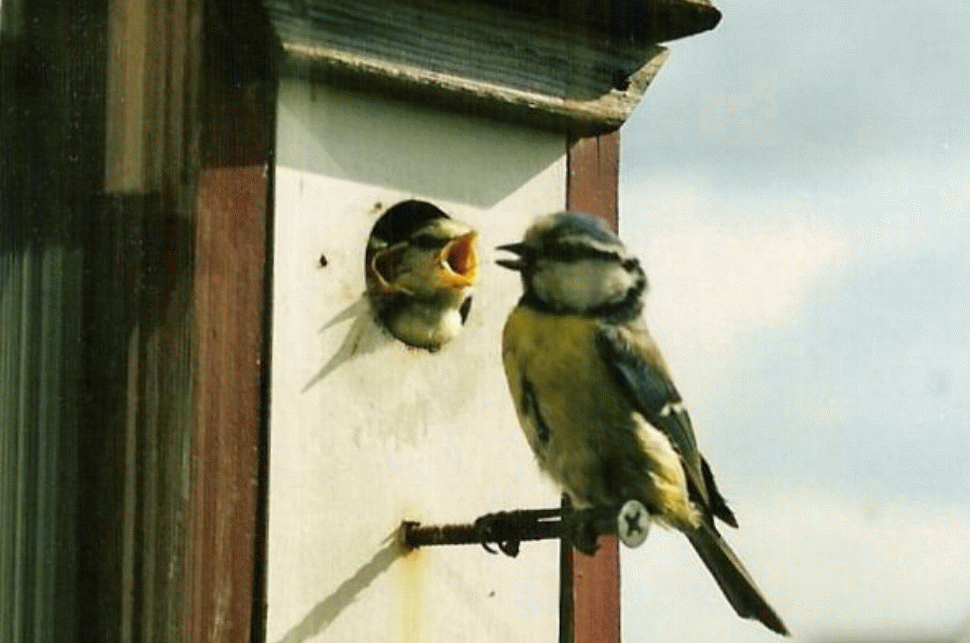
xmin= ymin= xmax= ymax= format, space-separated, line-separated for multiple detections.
xmin=402 ymin=508 xmax=562 ymax=548
xmin=400 ymin=501 xmax=649 ymax=557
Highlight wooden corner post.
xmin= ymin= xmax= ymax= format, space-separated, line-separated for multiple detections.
xmin=562 ymin=131 xmax=622 ymax=643
xmin=184 ymin=2 xmax=276 ymax=642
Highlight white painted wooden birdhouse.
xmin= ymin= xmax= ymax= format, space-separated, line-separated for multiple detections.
xmin=263 ymin=2 xmax=719 ymax=642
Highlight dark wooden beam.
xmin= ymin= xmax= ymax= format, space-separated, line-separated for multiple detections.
xmin=182 ymin=3 xmax=277 ymax=642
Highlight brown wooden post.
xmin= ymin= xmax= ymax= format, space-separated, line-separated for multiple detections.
xmin=183 ymin=3 xmax=276 ymax=642
xmin=561 ymin=131 xmax=622 ymax=643
xmin=567 ymin=134 xmax=621 ymax=230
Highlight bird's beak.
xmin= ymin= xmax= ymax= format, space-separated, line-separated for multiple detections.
xmin=366 ymin=243 xmax=414 ymax=295
xmin=495 ymin=242 xmax=529 ymax=271
xmin=438 ymin=231 xmax=479 ymax=288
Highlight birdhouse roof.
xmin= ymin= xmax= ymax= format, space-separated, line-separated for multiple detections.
xmin=263 ymin=0 xmax=720 ymax=134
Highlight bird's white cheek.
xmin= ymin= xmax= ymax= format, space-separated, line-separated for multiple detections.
xmin=601 ymin=266 xmax=636 ymax=299
xmin=533 ymin=261 xmax=633 ymax=311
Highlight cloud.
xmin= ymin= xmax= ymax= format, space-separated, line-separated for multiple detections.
xmin=623 ymin=0 xmax=970 ymax=180
xmin=708 ymin=229 xmax=970 ymax=504
xmin=619 ymin=161 xmax=970 ymax=373
xmin=622 ymin=489 xmax=970 ymax=643
xmin=620 ymin=179 xmax=856 ymax=372
xmin=619 ymin=177 xmax=970 ymax=506
xmin=616 ymin=3 xmax=970 ymax=638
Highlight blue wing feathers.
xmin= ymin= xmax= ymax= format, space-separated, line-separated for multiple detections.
xmin=595 ymin=324 xmax=738 ymax=527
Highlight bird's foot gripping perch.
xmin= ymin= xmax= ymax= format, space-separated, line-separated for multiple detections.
xmin=565 ymin=501 xmax=651 ymax=555
xmin=473 ymin=508 xmax=562 ymax=557
xmin=400 ymin=500 xmax=649 ymax=557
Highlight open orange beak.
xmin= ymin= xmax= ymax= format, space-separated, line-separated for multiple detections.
xmin=438 ymin=231 xmax=478 ymax=288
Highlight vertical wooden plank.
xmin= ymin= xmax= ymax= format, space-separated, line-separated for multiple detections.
xmin=563 ymin=130 xmax=621 ymax=643
xmin=567 ymin=133 xmax=620 ymax=229
xmin=2 ymin=0 xmax=198 ymax=639
xmin=3 ymin=0 xmax=274 ymax=640
xmin=187 ymin=165 xmax=267 ymax=643
xmin=87 ymin=0 xmax=202 ymax=640
xmin=183 ymin=3 xmax=276 ymax=641
xmin=1 ymin=1 xmax=105 ymax=640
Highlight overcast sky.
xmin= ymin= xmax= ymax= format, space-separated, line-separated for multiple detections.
xmin=618 ymin=1 xmax=970 ymax=641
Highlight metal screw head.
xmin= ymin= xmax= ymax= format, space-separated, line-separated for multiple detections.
xmin=617 ymin=500 xmax=650 ymax=548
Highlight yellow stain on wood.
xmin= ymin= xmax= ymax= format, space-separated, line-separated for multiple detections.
xmin=398 ymin=547 xmax=424 ymax=643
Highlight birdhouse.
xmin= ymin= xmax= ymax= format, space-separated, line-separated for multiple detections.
xmin=263 ymin=1 xmax=719 ymax=642
xmin=0 ymin=0 xmax=717 ymax=641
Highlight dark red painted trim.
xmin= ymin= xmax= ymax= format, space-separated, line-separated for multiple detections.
xmin=183 ymin=4 xmax=277 ymax=642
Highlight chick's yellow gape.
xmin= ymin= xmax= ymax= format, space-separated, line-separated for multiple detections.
xmin=498 ymin=211 xmax=788 ymax=636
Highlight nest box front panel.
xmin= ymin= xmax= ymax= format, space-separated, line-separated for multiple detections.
xmin=267 ymin=78 xmax=567 ymax=643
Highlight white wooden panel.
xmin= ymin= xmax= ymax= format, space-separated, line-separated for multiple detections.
xmin=268 ymin=77 xmax=568 ymax=643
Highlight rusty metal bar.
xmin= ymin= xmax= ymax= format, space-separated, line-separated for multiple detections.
xmin=401 ymin=507 xmax=563 ymax=553
xmin=400 ymin=502 xmax=648 ymax=557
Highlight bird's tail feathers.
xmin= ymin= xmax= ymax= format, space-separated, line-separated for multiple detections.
xmin=686 ymin=523 xmax=789 ymax=636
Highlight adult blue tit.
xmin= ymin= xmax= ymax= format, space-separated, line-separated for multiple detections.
xmin=497 ymin=211 xmax=788 ymax=636
xmin=365 ymin=200 xmax=478 ymax=351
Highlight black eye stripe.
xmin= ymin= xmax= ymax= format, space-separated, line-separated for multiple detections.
xmin=543 ymin=243 xmax=623 ymax=263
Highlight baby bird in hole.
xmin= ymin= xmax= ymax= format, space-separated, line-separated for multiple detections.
xmin=365 ymin=200 xmax=478 ymax=351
